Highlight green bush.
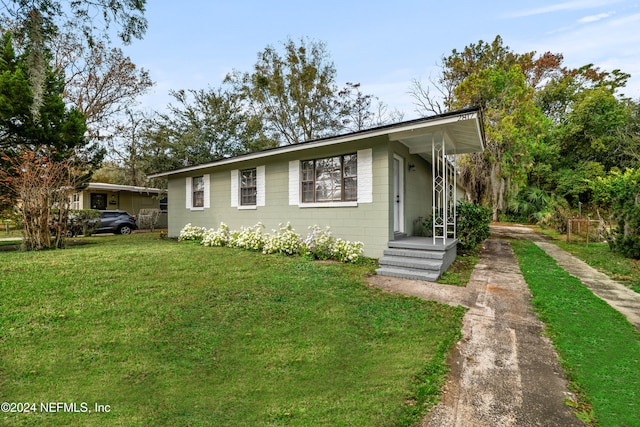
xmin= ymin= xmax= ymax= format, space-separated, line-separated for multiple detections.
xmin=538 ymin=197 xmax=571 ymax=233
xmin=70 ymin=209 xmax=102 ymax=236
xmin=1 ymin=209 xmax=22 ymax=229
xmin=50 ymin=208 xmax=101 ymax=238
xmin=506 ymin=186 xmax=552 ymax=224
xmin=456 ymin=201 xmax=491 ymax=251
xmin=592 ymin=168 xmax=640 ymax=259
xmin=609 ymin=235 xmax=640 ymax=259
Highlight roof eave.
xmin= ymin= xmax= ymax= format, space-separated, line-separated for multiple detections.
xmin=147 ymin=107 xmax=484 ymax=178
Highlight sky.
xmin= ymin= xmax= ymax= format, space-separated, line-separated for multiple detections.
xmin=116 ymin=0 xmax=640 ymax=120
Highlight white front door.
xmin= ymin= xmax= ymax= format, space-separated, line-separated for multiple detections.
xmin=393 ymin=155 xmax=404 ymax=233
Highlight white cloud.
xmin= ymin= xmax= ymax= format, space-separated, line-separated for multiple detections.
xmin=609 ymin=11 xmax=640 ymax=25
xmin=508 ymin=0 xmax=625 ymax=18
xmin=579 ymin=12 xmax=614 ymax=22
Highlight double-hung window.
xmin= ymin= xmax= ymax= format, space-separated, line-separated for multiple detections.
xmin=240 ymin=168 xmax=257 ymax=206
xmin=185 ymin=174 xmax=210 ymax=210
xmin=301 ymin=153 xmax=357 ymax=203
xmin=192 ymin=176 xmax=204 ymax=208
xmin=231 ymin=166 xmax=265 ymax=209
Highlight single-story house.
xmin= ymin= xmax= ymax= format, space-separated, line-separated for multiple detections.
xmin=148 ymin=107 xmax=485 ymax=280
xmin=72 ymin=183 xmax=168 ymax=228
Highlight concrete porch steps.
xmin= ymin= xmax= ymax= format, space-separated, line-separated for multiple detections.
xmin=376 ymin=237 xmax=457 ymax=282
xmin=375 ymin=266 xmax=441 ymax=282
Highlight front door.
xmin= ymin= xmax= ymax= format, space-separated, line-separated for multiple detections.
xmin=393 ymin=155 xmax=404 ymax=233
xmin=91 ymin=193 xmax=107 ymax=210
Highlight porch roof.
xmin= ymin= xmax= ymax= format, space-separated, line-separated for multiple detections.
xmin=148 ymin=107 xmax=485 ymax=178
xmin=388 ymin=109 xmax=484 ymax=159
xmin=85 ymin=182 xmax=162 ymax=194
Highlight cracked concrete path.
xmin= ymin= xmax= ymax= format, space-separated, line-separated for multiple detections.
xmin=491 ymin=225 xmax=640 ymax=330
xmin=369 ymin=225 xmax=640 ymax=425
xmin=419 ymin=238 xmax=582 ymax=427
xmin=369 ymin=231 xmax=582 ymax=426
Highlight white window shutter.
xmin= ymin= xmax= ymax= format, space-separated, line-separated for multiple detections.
xmin=257 ymin=165 xmax=266 ymax=207
xmin=203 ymin=174 xmax=210 ymax=208
xmin=230 ymin=170 xmax=239 ymax=207
xmin=357 ymin=148 xmax=373 ymax=203
xmin=289 ymin=161 xmax=299 ymax=206
xmin=185 ymin=177 xmax=192 ymax=209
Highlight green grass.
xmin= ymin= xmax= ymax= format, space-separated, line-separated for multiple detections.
xmin=535 ymin=227 xmax=640 ymax=294
xmin=553 ymin=241 xmax=640 ymax=294
xmin=437 ymin=249 xmax=480 ymax=286
xmin=0 ymin=228 xmax=23 ymax=238
xmin=511 ymin=239 xmax=640 ymax=426
xmin=0 ymin=233 xmax=465 ymax=426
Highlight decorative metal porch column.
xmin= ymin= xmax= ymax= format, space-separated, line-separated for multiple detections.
xmin=432 ymin=136 xmax=457 ymax=245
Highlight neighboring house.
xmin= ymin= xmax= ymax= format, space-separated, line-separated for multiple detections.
xmin=148 ymin=108 xmax=485 ymax=280
xmin=72 ymin=183 xmax=168 ymax=228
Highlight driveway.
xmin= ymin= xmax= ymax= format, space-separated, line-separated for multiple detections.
xmin=370 ymin=226 xmax=585 ymax=426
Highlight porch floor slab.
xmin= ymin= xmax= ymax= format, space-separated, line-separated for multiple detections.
xmin=388 ymin=236 xmax=458 ymax=251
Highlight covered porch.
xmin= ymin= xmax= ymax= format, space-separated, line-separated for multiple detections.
xmin=377 ymin=108 xmax=485 ymax=281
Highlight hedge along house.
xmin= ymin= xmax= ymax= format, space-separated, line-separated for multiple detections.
xmin=148 ymin=107 xmax=485 ymax=280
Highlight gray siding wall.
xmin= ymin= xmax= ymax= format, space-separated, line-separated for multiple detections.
xmin=167 ymin=136 xmax=393 ymax=258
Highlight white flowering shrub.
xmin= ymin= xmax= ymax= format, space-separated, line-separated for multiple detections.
xmin=179 ymin=222 xmax=364 ymax=263
xmin=262 ymin=223 xmax=301 ymax=255
xmin=178 ymin=223 xmax=208 ymax=241
xmin=302 ymin=225 xmax=335 ymax=260
xmin=229 ymin=222 xmax=266 ymax=251
xmin=331 ymin=238 xmax=364 ymax=263
xmin=202 ymin=223 xmax=230 ymax=247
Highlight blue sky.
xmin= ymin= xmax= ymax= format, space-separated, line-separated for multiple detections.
xmin=118 ymin=0 xmax=640 ymax=119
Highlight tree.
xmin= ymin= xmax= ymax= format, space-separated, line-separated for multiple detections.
xmin=143 ymin=87 xmax=275 ymax=171
xmin=535 ymin=67 xmax=636 ymax=205
xmin=1 ymin=0 xmax=147 ymax=46
xmin=0 ymin=46 xmax=93 ymax=248
xmin=2 ymin=0 xmax=146 ymax=126
xmin=411 ymin=36 xmax=584 ymax=221
xmin=335 ymin=82 xmax=374 ymax=132
xmin=51 ymin=34 xmax=154 ymax=142
xmin=0 ymin=146 xmax=87 ymax=250
xmin=0 ymin=31 xmax=96 ymax=158
xmin=410 ymin=76 xmax=453 ymax=116
xmin=105 ymin=109 xmax=152 ymax=186
xmin=556 ymin=86 xmax=631 ymax=170
xmin=334 ymin=82 xmax=404 ymax=132
xmin=455 ymin=63 xmax=550 ymax=220
xmin=2 ymin=0 xmax=150 ymax=151
xmin=226 ymin=37 xmax=338 ymax=145
xmin=623 ymin=99 xmax=640 ymax=165
xmin=592 ymin=168 xmax=640 ymax=258
xmin=411 ymin=36 xmax=535 ymax=116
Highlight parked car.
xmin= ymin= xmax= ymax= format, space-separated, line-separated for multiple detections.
xmin=90 ymin=210 xmax=138 ymax=235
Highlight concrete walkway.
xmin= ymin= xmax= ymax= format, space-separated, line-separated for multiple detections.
xmin=369 ymin=224 xmax=640 ymax=425
xmin=491 ymin=225 xmax=640 ymax=330
xmin=370 ymin=232 xmax=583 ymax=426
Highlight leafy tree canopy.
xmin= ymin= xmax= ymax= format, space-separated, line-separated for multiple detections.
xmin=226 ymin=37 xmax=339 ymax=145
xmin=0 ymin=31 xmax=90 ymax=156
xmin=1 ymin=0 xmax=147 ymax=45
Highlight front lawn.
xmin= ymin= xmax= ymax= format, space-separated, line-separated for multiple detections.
xmin=0 ymin=233 xmax=465 ymax=426
xmin=512 ymin=239 xmax=640 ymax=426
